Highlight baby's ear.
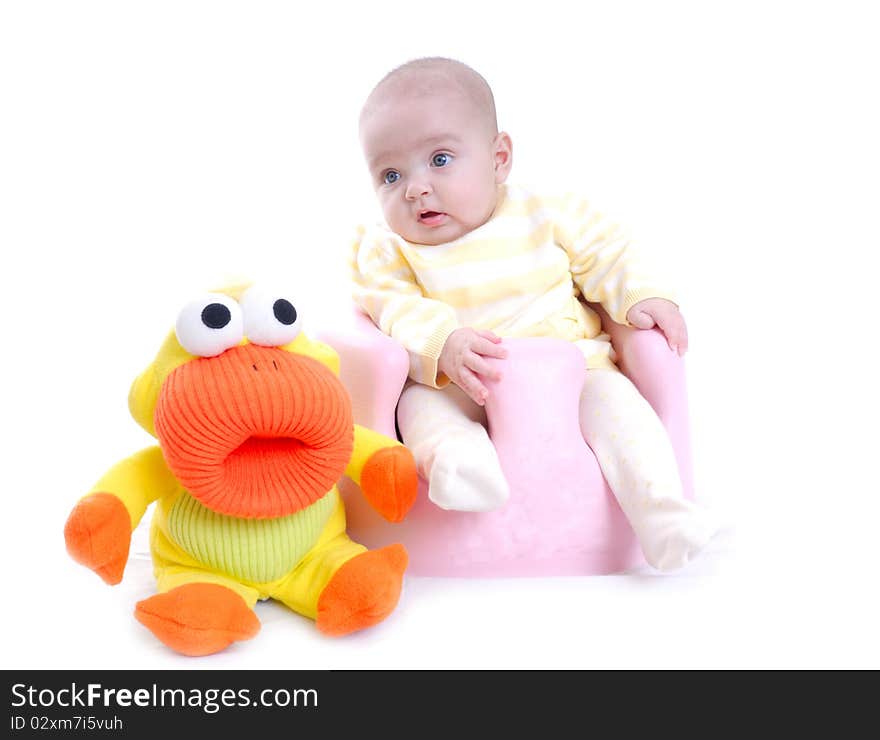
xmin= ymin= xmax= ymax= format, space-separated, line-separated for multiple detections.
xmin=493 ymin=131 xmax=513 ymax=183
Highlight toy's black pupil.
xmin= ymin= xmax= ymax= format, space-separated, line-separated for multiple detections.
xmin=273 ymin=299 xmax=297 ymax=325
xmin=201 ymin=303 xmax=231 ymax=329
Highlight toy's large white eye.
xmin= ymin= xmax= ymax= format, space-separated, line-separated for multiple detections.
xmin=240 ymin=285 xmax=302 ymax=347
xmin=175 ymin=293 xmax=244 ymax=357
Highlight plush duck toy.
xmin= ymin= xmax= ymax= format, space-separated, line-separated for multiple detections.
xmin=64 ymin=285 xmax=418 ymax=656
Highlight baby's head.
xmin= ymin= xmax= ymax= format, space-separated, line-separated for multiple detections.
xmin=359 ymin=57 xmax=512 ymax=245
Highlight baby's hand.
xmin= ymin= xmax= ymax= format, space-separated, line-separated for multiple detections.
xmin=626 ymin=298 xmax=689 ymax=355
xmin=438 ymin=328 xmax=508 ymax=406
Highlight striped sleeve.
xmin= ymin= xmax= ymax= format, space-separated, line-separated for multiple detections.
xmin=552 ymin=195 xmax=677 ymax=325
xmin=350 ymin=225 xmax=459 ymax=388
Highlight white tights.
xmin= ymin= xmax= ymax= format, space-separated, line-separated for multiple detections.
xmin=396 ymin=380 xmax=510 ymax=513
xmin=396 ymin=369 xmax=719 ymax=571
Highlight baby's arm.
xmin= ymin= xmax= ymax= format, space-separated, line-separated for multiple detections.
xmin=438 ymin=328 xmax=508 ymax=406
xmin=626 ymin=297 xmax=689 ymax=355
xmin=554 ymin=195 xmax=686 ymax=353
xmin=351 ymin=227 xmax=459 ymax=387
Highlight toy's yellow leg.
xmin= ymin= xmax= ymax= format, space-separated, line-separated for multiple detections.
xmin=134 ymin=525 xmax=261 ymax=656
xmin=269 ymin=496 xmax=364 ymax=618
xmin=270 ymin=495 xmax=408 ymax=636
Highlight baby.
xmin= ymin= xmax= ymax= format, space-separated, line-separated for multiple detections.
xmin=351 ymin=57 xmax=719 ymax=571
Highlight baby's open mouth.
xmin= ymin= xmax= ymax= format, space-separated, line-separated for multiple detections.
xmin=419 ymin=210 xmax=447 ymax=225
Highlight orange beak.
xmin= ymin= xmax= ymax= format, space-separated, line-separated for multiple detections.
xmin=155 ymin=344 xmax=353 ymax=519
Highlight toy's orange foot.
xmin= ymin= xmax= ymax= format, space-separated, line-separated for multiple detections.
xmin=361 ymin=446 xmax=418 ymax=522
xmin=316 ymin=544 xmax=408 ymax=637
xmin=135 ymin=583 xmax=260 ymax=657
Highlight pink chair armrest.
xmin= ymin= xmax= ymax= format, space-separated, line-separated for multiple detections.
xmin=595 ymin=304 xmax=694 ymax=499
xmin=315 ymin=308 xmax=408 ymax=440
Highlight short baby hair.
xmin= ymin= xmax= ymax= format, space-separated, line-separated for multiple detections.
xmin=360 ymin=56 xmax=498 ymax=135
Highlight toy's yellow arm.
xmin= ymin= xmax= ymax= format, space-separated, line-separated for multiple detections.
xmin=345 ymin=424 xmax=418 ymax=523
xmin=64 ymin=446 xmax=178 ymax=585
xmin=86 ymin=445 xmax=177 ymax=528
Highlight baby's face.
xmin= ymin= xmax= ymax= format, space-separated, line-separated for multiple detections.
xmin=360 ymin=86 xmax=508 ymax=245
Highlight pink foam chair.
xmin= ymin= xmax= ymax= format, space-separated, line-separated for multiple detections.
xmin=316 ymin=304 xmax=694 ymax=577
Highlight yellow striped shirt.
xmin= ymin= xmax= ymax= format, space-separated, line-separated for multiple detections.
xmin=350 ymin=184 xmax=675 ymax=387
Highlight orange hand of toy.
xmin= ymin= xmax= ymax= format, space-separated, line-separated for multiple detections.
xmin=359 ymin=446 xmax=418 ymax=523
xmin=64 ymin=492 xmax=132 ymax=585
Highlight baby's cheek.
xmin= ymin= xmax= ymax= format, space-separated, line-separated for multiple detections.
xmin=461 ymin=181 xmax=497 ymax=226
xmin=383 ymin=203 xmax=407 ymax=233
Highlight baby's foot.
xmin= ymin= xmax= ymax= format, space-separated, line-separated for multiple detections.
xmin=427 ymin=439 xmax=509 ymax=512
xmin=635 ymin=499 xmax=722 ymax=572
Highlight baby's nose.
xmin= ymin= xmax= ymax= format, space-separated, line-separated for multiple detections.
xmin=405 ymin=180 xmax=432 ymax=199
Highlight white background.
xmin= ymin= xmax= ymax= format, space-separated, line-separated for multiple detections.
xmin=2 ymin=0 xmax=878 ymax=669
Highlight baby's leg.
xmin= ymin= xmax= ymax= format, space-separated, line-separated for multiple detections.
xmin=579 ymin=369 xmax=719 ymax=571
xmin=397 ymin=381 xmax=509 ymax=512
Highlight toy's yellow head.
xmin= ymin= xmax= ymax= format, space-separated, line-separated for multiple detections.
xmin=129 ymin=285 xmax=353 ymax=519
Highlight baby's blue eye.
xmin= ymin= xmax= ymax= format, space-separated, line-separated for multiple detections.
xmin=383 ymin=170 xmax=400 ymax=185
xmin=431 ymin=153 xmax=452 ymax=167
